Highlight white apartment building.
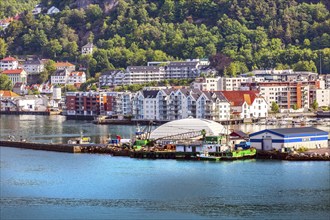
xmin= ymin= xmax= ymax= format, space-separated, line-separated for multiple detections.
xmin=99 ymin=70 xmax=124 ymax=87
xmin=313 ymin=89 xmax=330 ymax=107
xmin=165 ymin=61 xmax=200 ymax=79
xmin=132 ymin=89 xmax=267 ymax=121
xmin=124 ymin=66 xmax=165 ymax=85
xmin=133 ymin=90 xmax=159 ymax=120
xmin=191 ymin=77 xmax=221 ymax=91
xmin=0 ymin=57 xmax=19 ymax=71
xmin=202 ymin=91 xmax=231 ymax=121
xmin=219 ymin=77 xmax=249 ymax=91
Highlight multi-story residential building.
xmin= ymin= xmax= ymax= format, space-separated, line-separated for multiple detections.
xmin=241 ymin=81 xmax=321 ymax=110
xmin=165 ymin=61 xmax=200 ymax=79
xmin=54 ymin=62 xmax=75 ymax=72
xmin=81 ymin=43 xmax=94 ymax=55
xmin=320 ymin=74 xmax=330 ymax=89
xmin=0 ymin=56 xmax=19 ymax=70
xmin=105 ymin=92 xmax=134 ymax=116
xmin=65 ymin=91 xmax=134 ymax=117
xmin=311 ymin=89 xmax=330 ymax=107
xmin=124 ymin=66 xmax=165 ymax=85
xmin=221 ymin=91 xmax=268 ymax=120
xmin=203 ymin=91 xmax=231 ymax=121
xmin=133 ymin=90 xmax=159 ymax=120
xmin=219 ymin=77 xmax=250 ymax=91
xmin=51 ymin=69 xmax=70 ymax=85
xmin=1 ymin=69 xmax=27 ymax=85
xmin=23 ymin=59 xmax=44 ymax=74
xmin=191 ymin=77 xmax=221 ymax=91
xmin=99 ymin=70 xmax=124 ymax=87
xmin=66 ymin=91 xmax=107 ymax=116
xmin=67 ymin=71 xmax=86 ymax=85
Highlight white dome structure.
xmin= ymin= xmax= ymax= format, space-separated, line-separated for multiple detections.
xmin=150 ymin=118 xmax=228 ymax=140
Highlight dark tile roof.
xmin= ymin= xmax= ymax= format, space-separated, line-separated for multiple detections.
xmin=52 ymin=69 xmax=68 ymax=76
xmin=142 ymin=90 xmax=159 ymax=98
xmin=24 ymin=59 xmax=43 ymax=65
xmin=230 ymin=130 xmax=248 ymax=138
xmin=101 ymin=70 xmax=122 ymax=76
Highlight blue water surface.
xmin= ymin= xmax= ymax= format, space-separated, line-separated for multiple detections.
xmin=1 ymin=147 xmax=329 ymax=220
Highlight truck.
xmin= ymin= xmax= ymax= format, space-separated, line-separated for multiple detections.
xmin=234 ymin=141 xmax=251 ymax=150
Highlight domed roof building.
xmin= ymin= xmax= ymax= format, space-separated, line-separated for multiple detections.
xmin=150 ymin=117 xmax=228 ymax=140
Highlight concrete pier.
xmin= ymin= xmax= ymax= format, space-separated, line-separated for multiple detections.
xmin=0 ymin=140 xmax=106 ymax=153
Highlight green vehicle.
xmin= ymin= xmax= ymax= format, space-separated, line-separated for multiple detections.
xmin=132 ymin=139 xmax=149 ymax=150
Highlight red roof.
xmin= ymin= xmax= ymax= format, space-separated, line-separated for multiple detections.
xmin=1 ymin=56 xmax=17 ymax=62
xmin=2 ymin=69 xmax=24 ymax=74
xmin=70 ymin=71 xmax=85 ymax=76
xmin=221 ymin=91 xmax=259 ymax=106
xmin=0 ymin=90 xmax=20 ymax=97
xmin=55 ymin=62 xmax=75 ymax=68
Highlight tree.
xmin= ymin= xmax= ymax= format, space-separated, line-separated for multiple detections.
xmin=46 ymin=39 xmax=63 ymax=58
xmin=293 ymin=60 xmax=317 ymax=72
xmin=86 ymin=4 xmax=103 ymax=22
xmin=0 ymin=38 xmax=7 ymax=59
xmin=0 ymin=74 xmax=13 ymax=90
xmin=271 ymin=102 xmax=279 ymax=113
xmin=209 ymin=53 xmax=233 ymax=76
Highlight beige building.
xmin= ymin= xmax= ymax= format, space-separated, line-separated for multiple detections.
xmin=1 ymin=69 xmax=27 ymax=85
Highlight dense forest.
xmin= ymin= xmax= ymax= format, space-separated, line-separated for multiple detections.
xmin=0 ymin=0 xmax=329 ymax=77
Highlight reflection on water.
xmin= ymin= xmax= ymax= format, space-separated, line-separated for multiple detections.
xmin=1 ymin=115 xmax=329 ymax=144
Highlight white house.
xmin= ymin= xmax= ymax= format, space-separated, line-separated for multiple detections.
xmin=68 ymin=71 xmax=86 ymax=85
xmin=23 ymin=59 xmax=44 ymax=74
xmin=0 ymin=56 xmax=19 ymax=71
xmin=51 ymin=69 xmax=70 ymax=85
xmin=249 ymin=127 xmax=329 ymax=150
xmin=81 ymin=43 xmax=94 ymax=55
xmin=221 ymin=91 xmax=268 ymax=120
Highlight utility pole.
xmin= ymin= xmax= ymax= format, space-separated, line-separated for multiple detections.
xmin=319 ymin=51 xmax=322 ymax=74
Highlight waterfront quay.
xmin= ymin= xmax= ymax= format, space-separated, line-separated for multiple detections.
xmin=1 ymin=140 xmax=329 ymax=161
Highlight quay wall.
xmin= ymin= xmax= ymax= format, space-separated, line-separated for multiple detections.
xmin=0 ymin=140 xmax=80 ymax=153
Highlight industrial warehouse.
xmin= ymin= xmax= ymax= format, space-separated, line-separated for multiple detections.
xmin=249 ymin=127 xmax=329 ymax=151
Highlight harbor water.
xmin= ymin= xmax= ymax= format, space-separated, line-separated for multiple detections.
xmin=1 ymin=115 xmax=330 ymax=219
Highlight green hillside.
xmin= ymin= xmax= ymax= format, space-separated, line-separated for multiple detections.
xmin=0 ymin=0 xmax=329 ymax=77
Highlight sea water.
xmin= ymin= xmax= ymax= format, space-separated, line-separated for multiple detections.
xmin=0 ymin=115 xmax=329 ymax=219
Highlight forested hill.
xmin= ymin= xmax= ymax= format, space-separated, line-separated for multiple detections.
xmin=0 ymin=0 xmax=329 ymax=77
